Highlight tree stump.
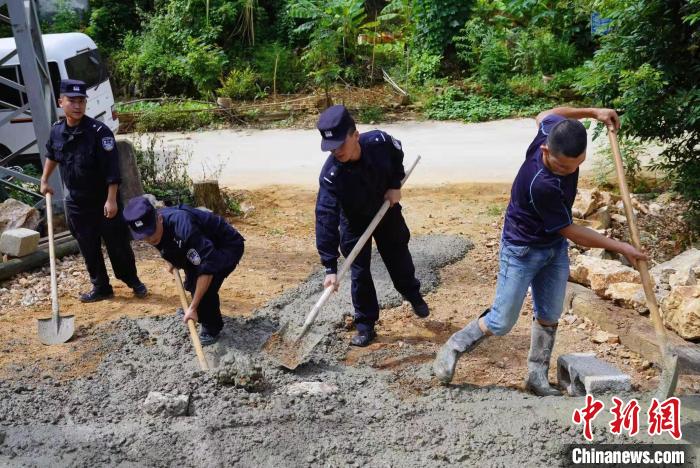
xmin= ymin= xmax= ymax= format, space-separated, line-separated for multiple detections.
xmin=117 ymin=139 xmax=145 ymax=205
xmin=193 ymin=180 xmax=226 ymax=214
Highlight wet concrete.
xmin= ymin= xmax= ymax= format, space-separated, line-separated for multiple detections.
xmin=0 ymin=235 xmax=696 ymax=467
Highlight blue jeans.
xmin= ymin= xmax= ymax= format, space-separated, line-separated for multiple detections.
xmin=483 ymin=239 xmax=570 ymax=336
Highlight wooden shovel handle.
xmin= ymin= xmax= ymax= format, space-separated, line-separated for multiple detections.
xmin=45 ymin=193 xmax=60 ymax=320
xmin=173 ymin=269 xmax=210 ymax=371
xmin=607 ymin=130 xmax=669 ymax=350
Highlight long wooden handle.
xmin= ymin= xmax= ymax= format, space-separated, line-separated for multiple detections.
xmin=173 ymin=270 xmax=210 ymax=371
xmin=607 ymin=131 xmax=669 ymax=350
xmin=298 ymin=155 xmax=422 ymax=335
xmin=46 ymin=193 xmax=60 ymax=320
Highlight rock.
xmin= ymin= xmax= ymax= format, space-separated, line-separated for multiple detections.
xmin=0 ymin=199 xmax=40 ymax=233
xmin=650 ymin=248 xmax=700 ymax=286
xmin=611 ymin=214 xmax=627 ymax=224
xmin=648 ymin=203 xmax=664 ymax=216
xmin=598 ymin=191 xmax=618 ymax=209
xmin=570 ymin=256 xmax=641 ymax=295
xmin=606 ymin=334 xmax=620 ymax=344
xmin=286 ymin=382 xmax=338 ymax=397
xmin=572 ymin=189 xmax=601 ymax=219
xmin=661 ymin=285 xmax=700 ymax=340
xmin=562 ymin=315 xmax=578 ymax=326
xmin=589 ymin=207 xmax=612 ymax=230
xmin=669 ymin=268 xmax=697 ymax=288
xmin=605 ymin=282 xmax=647 ymax=310
xmin=0 ymin=228 xmax=39 ymax=257
xmin=591 ymin=330 xmax=612 ymax=344
xmin=142 ymin=391 xmax=190 ymax=417
xmin=584 ymin=248 xmax=616 ymax=261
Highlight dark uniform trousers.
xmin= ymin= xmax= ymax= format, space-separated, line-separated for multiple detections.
xmin=183 ymin=239 xmax=244 ymax=335
xmin=65 ymin=198 xmax=140 ymax=293
xmin=340 ymin=205 xmax=420 ymax=333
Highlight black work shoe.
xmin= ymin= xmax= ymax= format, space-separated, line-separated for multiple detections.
xmin=199 ymin=329 xmax=219 ymax=346
xmin=350 ymin=330 xmax=377 ymax=347
xmin=410 ymin=297 xmax=430 ymax=318
xmin=132 ymin=283 xmax=148 ymax=298
xmin=79 ymin=288 xmax=114 ymax=303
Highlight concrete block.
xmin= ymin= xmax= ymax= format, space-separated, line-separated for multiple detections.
xmin=557 ymin=352 xmax=631 ymax=396
xmin=0 ymin=228 xmax=40 ymax=257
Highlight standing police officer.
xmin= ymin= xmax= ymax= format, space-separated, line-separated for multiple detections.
xmin=315 ymin=105 xmax=429 ymax=347
xmin=40 ymin=79 xmax=146 ymax=302
xmin=123 ymin=196 xmax=245 ymax=345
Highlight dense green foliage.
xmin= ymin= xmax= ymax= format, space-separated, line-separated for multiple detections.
xmin=32 ymin=0 xmax=699 ymax=224
xmin=576 ymin=0 xmax=700 ymax=227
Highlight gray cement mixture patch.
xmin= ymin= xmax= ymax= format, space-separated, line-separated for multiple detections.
xmin=0 ymin=235 xmax=690 ymax=467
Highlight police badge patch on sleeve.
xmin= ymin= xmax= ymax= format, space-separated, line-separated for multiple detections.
xmin=186 ymin=249 xmax=201 ymax=266
xmin=391 ymin=136 xmax=401 ymax=150
xmin=101 ymin=137 xmax=115 ymax=151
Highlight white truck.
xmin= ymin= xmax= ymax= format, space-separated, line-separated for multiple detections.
xmin=0 ymin=32 xmax=119 ymax=164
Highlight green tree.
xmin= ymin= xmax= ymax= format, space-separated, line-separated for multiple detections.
xmin=576 ymin=0 xmax=700 ymax=227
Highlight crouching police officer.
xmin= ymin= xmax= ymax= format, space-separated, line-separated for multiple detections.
xmin=123 ymin=196 xmax=245 ymax=345
xmin=40 ymin=79 xmax=146 ymax=302
xmin=315 ymin=105 xmax=428 ymax=347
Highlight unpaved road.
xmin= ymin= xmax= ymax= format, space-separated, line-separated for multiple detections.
xmin=137 ymin=118 xmax=607 ymax=188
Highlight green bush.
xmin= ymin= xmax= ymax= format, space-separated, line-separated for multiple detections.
xmin=425 ymin=86 xmax=551 ymax=122
xmin=218 ymin=67 xmax=259 ymax=100
xmin=358 ymin=106 xmax=384 ymax=123
xmin=408 ymin=50 xmax=442 ymax=85
xmin=575 ymin=0 xmax=700 ymax=229
xmin=252 ymin=43 xmax=304 ymax=94
xmin=119 ymin=101 xmax=223 ymax=132
xmin=531 ymin=30 xmax=578 ymax=75
xmin=133 ymin=134 xmax=193 ymax=206
xmin=477 ymin=33 xmax=511 ymax=82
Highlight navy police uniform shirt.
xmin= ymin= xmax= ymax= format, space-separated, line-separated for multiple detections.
xmin=502 ymin=114 xmax=578 ymax=247
xmin=156 ymin=205 xmax=244 ymax=277
xmin=315 ymin=129 xmax=405 ymax=273
xmin=45 ymin=115 xmax=120 ymax=205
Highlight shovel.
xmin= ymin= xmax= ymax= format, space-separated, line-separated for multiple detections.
xmin=173 ymin=269 xmax=210 ymax=371
xmin=37 ymin=192 xmax=75 ymax=345
xmin=608 ymin=129 xmax=679 ymax=399
xmin=263 ymin=156 xmax=422 ymax=369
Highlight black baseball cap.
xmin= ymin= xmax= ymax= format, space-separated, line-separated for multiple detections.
xmin=123 ymin=196 xmax=157 ymax=240
xmin=59 ymin=79 xmax=88 ymax=97
xmin=317 ymin=105 xmax=355 ymax=152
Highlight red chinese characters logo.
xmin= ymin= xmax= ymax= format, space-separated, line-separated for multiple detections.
xmin=609 ymin=397 xmax=640 ymax=436
xmin=572 ymin=395 xmax=605 ymax=441
xmin=573 ymin=396 xmax=683 ymax=441
xmin=648 ymin=397 xmax=682 ymax=440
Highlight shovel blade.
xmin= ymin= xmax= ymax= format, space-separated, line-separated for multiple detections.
xmin=655 ymin=352 xmax=680 ymax=400
xmin=261 ymin=322 xmax=325 ymax=370
xmin=37 ymin=314 xmax=75 ymax=345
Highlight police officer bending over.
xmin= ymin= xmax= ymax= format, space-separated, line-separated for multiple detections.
xmin=123 ymin=196 xmax=245 ymax=346
xmin=40 ymin=79 xmax=147 ymax=302
xmin=315 ymin=105 xmax=429 ymax=347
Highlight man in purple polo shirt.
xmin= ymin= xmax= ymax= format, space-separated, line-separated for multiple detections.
xmin=433 ymin=106 xmax=648 ymax=396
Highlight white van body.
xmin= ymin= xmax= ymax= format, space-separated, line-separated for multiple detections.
xmin=0 ymin=32 xmax=119 ymax=160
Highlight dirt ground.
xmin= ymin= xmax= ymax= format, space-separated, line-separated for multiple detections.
xmin=1 ymin=182 xmax=698 ymax=395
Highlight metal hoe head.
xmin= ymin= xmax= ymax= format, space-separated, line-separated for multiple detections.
xmin=262 ymin=321 xmax=325 ymax=370
xmin=37 ymin=314 xmax=75 ymax=345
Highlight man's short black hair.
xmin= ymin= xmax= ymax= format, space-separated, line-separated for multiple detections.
xmin=347 ymin=121 xmax=356 ymax=136
xmin=547 ymin=118 xmax=587 ymax=158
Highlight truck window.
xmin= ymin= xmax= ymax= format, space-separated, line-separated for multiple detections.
xmin=0 ymin=66 xmax=22 ymax=107
xmin=64 ymin=49 xmax=106 ymax=89
xmin=48 ymin=62 xmax=61 ymax=101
